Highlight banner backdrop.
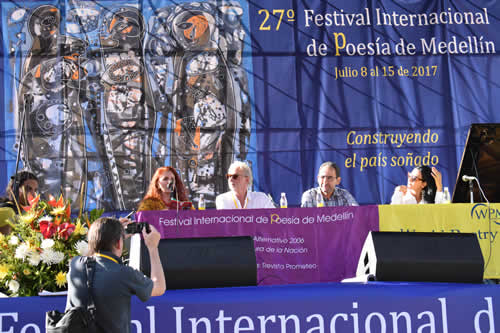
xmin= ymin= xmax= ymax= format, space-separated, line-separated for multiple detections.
xmin=1 ymin=0 xmax=500 ymax=209
xmin=1 ymin=282 xmax=499 ymax=332
xmin=249 ymin=0 xmax=500 ymax=207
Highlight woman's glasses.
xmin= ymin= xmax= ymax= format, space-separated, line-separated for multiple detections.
xmin=407 ymin=175 xmax=423 ymax=182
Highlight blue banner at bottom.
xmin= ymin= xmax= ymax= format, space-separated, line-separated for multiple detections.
xmin=0 ymin=282 xmax=497 ymax=332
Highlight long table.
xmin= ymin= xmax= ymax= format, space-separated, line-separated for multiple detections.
xmin=137 ymin=203 xmax=500 ymax=284
xmin=1 ymin=282 xmax=498 ymax=331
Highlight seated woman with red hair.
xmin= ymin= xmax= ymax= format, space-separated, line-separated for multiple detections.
xmin=138 ymin=167 xmax=192 ymax=211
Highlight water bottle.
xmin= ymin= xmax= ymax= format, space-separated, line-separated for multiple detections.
xmin=316 ymin=191 xmax=324 ymax=207
xmin=280 ymin=192 xmax=288 ymax=208
xmin=443 ymin=187 xmax=451 ymax=204
xmin=198 ymin=194 xmax=206 ymax=210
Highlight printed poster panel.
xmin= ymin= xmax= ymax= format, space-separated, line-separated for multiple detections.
xmin=379 ymin=203 xmax=500 ymax=278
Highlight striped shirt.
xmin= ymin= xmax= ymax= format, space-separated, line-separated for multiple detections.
xmin=301 ymin=187 xmax=358 ymax=207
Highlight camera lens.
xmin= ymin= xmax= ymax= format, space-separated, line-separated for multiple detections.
xmin=125 ymin=222 xmax=149 ymax=234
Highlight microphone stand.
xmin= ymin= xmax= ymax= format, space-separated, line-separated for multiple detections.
xmin=469 ymin=180 xmax=474 ymax=204
xmin=175 ymin=188 xmax=180 ymax=234
xmin=168 ymin=182 xmax=180 ymax=234
xmin=15 ymin=95 xmax=31 ymax=176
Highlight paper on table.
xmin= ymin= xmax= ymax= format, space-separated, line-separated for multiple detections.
xmin=38 ymin=290 xmax=68 ymax=296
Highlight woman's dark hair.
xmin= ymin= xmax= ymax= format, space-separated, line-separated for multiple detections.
xmin=87 ymin=217 xmax=124 ymax=255
xmin=416 ymin=165 xmax=437 ymax=203
xmin=0 ymin=171 xmax=39 ymax=212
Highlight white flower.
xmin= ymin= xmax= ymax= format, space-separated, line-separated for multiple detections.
xmin=8 ymin=236 xmax=19 ymax=245
xmin=29 ymin=252 xmax=41 ymax=266
xmin=8 ymin=280 xmax=19 ymax=293
xmin=40 ymin=249 xmax=65 ymax=265
xmin=15 ymin=243 xmax=32 ymax=260
xmin=52 ymin=251 xmax=65 ymax=264
xmin=40 ymin=239 xmax=55 ymax=249
xmin=38 ymin=215 xmax=53 ymax=224
xmin=74 ymin=240 xmax=89 ymax=256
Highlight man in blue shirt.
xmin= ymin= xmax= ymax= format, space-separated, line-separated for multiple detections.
xmin=301 ymin=161 xmax=358 ymax=207
xmin=66 ymin=217 xmax=166 ymax=333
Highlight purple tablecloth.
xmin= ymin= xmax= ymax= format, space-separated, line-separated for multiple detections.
xmin=137 ymin=205 xmax=379 ymax=285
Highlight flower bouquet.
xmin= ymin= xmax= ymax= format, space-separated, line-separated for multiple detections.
xmin=0 ymin=194 xmax=102 ymax=297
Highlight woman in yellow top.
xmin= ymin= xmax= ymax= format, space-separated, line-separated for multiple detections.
xmin=137 ymin=167 xmax=191 ymax=211
xmin=0 ymin=171 xmax=39 ymax=234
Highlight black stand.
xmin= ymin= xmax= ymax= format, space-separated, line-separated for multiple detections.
xmin=14 ymin=96 xmax=30 ymax=176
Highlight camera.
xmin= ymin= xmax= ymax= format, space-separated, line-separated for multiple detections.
xmin=125 ymin=222 xmax=151 ymax=234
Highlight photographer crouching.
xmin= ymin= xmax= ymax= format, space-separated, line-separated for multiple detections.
xmin=65 ymin=217 xmax=166 ymax=332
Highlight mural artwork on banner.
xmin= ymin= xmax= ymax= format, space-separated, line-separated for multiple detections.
xmin=1 ymin=0 xmax=252 ymax=210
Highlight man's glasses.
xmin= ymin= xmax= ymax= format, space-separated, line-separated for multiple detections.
xmin=226 ymin=174 xmax=246 ymax=180
xmin=319 ymin=176 xmax=336 ymax=181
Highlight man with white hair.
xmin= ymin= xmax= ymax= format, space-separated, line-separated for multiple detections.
xmin=216 ymin=161 xmax=275 ymax=209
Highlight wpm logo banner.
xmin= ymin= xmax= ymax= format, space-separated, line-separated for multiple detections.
xmin=471 ymin=203 xmax=500 ymax=226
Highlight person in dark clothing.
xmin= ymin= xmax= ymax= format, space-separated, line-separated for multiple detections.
xmin=0 ymin=170 xmax=39 ymax=234
xmin=66 ymin=217 xmax=166 ymax=333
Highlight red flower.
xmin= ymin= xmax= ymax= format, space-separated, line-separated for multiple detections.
xmin=58 ymin=223 xmax=75 ymax=240
xmin=48 ymin=194 xmax=72 ymax=223
xmin=47 ymin=194 xmax=64 ymax=208
xmin=65 ymin=205 xmax=71 ymax=220
xmin=53 ymin=216 xmax=62 ymax=226
xmin=39 ymin=220 xmax=57 ymax=239
xmin=22 ymin=194 xmax=40 ymax=212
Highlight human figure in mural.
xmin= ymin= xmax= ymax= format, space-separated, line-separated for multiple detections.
xmin=17 ymin=5 xmax=88 ymax=209
xmin=145 ymin=1 xmax=251 ymax=208
xmin=95 ymin=7 xmax=157 ymax=210
xmin=14 ymin=4 xmax=154 ymax=211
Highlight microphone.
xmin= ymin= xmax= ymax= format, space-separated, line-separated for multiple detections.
xmin=167 ymin=180 xmax=175 ymax=191
xmin=462 ymin=175 xmax=476 ymax=182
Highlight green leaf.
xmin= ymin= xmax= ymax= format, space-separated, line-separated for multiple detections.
xmin=89 ymin=208 xmax=104 ymax=223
